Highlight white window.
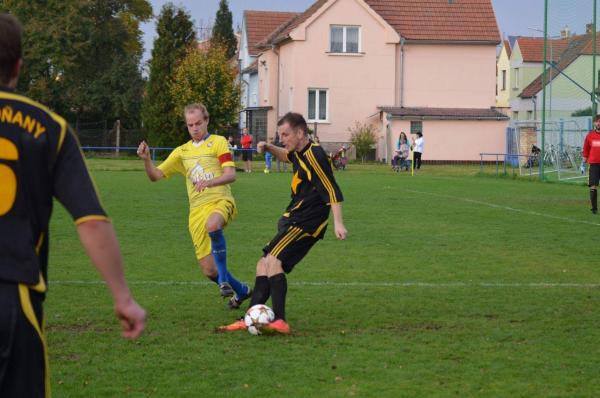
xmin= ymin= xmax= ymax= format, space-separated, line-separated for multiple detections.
xmin=330 ymin=25 xmax=361 ymax=53
xmin=308 ymin=89 xmax=328 ymax=122
xmin=527 ymin=110 xmax=533 ymax=120
xmin=514 ymin=68 xmax=520 ymax=89
xmin=501 ymin=70 xmax=507 ymax=91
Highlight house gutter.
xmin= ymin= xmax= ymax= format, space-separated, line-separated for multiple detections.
xmin=400 ymin=37 xmax=406 ymax=107
xmin=272 ymin=44 xmax=280 ymax=120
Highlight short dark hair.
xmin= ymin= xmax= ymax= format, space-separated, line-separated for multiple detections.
xmin=0 ymin=13 xmax=23 ymax=85
xmin=416 ymin=131 xmax=423 ymax=137
xmin=594 ymin=115 xmax=600 ymax=122
xmin=277 ymin=112 xmax=308 ymax=135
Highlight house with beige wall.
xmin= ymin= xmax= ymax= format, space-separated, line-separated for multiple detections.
xmin=496 ymin=40 xmax=512 ymax=111
xmin=249 ymin=0 xmax=509 ymax=161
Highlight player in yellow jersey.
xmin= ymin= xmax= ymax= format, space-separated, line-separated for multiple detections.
xmin=137 ymin=103 xmax=251 ymax=308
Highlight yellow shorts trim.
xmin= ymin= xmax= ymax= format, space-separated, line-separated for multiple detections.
xmin=18 ymin=285 xmax=51 ymax=398
xmin=189 ymin=199 xmax=236 ymax=260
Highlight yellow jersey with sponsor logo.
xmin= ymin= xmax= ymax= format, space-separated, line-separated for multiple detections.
xmin=157 ymin=134 xmax=236 ymax=209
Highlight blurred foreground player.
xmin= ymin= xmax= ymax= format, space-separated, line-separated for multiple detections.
xmin=0 ymin=13 xmax=145 ymax=397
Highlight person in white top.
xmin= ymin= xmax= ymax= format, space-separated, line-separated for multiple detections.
xmin=413 ymin=132 xmax=424 ymax=169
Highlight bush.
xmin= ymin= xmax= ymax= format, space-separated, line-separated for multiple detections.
xmin=348 ymin=122 xmax=377 ymax=163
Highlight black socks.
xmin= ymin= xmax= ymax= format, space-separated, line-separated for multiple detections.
xmin=591 ymin=188 xmax=598 ymax=212
xmin=248 ymin=276 xmax=270 ymax=307
xmin=269 ymin=273 xmax=288 ymax=321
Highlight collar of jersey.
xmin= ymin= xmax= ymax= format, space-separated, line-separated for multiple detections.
xmin=295 ymin=140 xmax=313 ymax=155
xmin=0 ymin=85 xmax=15 ymax=93
xmin=192 ymin=133 xmax=211 ymax=146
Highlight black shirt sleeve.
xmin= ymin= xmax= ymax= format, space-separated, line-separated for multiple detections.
xmin=305 ymin=145 xmax=344 ymax=204
xmin=52 ymin=128 xmax=108 ymax=223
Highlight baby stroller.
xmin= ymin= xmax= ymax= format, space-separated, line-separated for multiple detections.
xmin=331 ymin=145 xmax=349 ymax=170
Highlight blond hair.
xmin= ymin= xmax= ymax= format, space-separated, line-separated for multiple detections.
xmin=184 ymin=103 xmax=209 ymax=120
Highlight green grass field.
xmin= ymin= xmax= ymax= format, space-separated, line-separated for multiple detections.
xmin=46 ymin=159 xmax=600 ymax=397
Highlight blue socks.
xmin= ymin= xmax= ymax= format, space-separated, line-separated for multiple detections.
xmin=208 ymin=229 xmax=248 ymax=297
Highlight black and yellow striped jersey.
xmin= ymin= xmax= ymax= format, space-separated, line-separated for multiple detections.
xmin=284 ymin=141 xmax=343 ymax=235
xmin=0 ymin=87 xmax=107 ymax=287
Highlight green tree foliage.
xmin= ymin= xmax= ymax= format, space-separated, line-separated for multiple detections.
xmin=1 ymin=0 xmax=151 ymax=128
xmin=348 ymin=121 xmax=377 ymax=163
xmin=170 ymin=45 xmax=240 ymax=143
xmin=142 ymin=3 xmax=196 ymax=147
xmin=572 ymin=107 xmax=593 ymax=117
xmin=211 ymin=0 xmax=236 ymax=60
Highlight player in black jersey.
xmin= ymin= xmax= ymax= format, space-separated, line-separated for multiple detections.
xmin=0 ymin=14 xmax=145 ymax=397
xmin=220 ymin=112 xmax=347 ymax=333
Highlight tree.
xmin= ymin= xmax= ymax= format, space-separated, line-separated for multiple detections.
xmin=1 ymin=0 xmax=151 ymax=128
xmin=142 ymin=3 xmax=196 ymax=147
xmin=572 ymin=107 xmax=593 ymax=117
xmin=170 ymin=45 xmax=240 ymax=143
xmin=348 ymin=122 xmax=377 ymax=163
xmin=211 ymin=0 xmax=236 ymax=59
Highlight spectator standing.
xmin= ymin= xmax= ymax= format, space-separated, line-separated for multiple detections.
xmin=240 ymin=128 xmax=253 ymax=172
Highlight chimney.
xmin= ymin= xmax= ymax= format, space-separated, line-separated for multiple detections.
xmin=586 ymin=23 xmax=594 ymax=34
xmin=561 ymin=25 xmax=571 ymax=38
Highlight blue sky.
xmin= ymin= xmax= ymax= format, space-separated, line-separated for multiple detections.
xmin=141 ymin=0 xmax=592 ymax=63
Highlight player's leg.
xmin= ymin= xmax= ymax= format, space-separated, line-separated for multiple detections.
xmin=206 ymin=210 xmax=250 ymax=301
xmin=589 ymin=164 xmax=599 ymax=214
xmin=190 ymin=207 xmax=231 ymax=296
xmin=0 ymin=284 xmax=48 ymax=397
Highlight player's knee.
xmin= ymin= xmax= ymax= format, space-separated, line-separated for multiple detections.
xmin=205 ymin=221 xmax=221 ymax=233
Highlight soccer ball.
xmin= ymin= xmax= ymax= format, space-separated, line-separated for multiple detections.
xmin=244 ymin=304 xmax=275 ymax=335
xmin=263 ymin=168 xmax=270 ymax=174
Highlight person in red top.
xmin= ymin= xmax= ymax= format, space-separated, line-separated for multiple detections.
xmin=582 ymin=115 xmax=600 ymax=214
xmin=240 ymin=127 xmax=253 ymax=172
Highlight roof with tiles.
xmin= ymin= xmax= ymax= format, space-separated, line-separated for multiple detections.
xmin=515 ymin=36 xmax=572 ymax=63
xmin=244 ymin=10 xmax=299 ymax=56
xmin=258 ymin=0 xmax=501 ymax=47
xmin=519 ymin=33 xmax=599 ymax=98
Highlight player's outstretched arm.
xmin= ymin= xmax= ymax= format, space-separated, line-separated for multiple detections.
xmin=77 ymin=220 xmax=146 ymax=339
xmin=137 ymin=141 xmax=164 ymax=182
xmin=331 ymin=202 xmax=347 ymax=240
xmin=194 ymin=166 xmax=236 ymax=192
xmin=258 ymin=141 xmax=289 ymax=162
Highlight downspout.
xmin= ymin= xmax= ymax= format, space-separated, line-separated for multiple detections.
xmin=400 ymin=36 xmax=406 ymax=107
xmin=272 ymin=44 xmax=280 ymax=120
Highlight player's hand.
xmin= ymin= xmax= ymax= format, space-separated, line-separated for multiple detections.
xmin=114 ymin=298 xmax=146 ymax=339
xmin=137 ymin=141 xmax=150 ymax=160
xmin=194 ymin=179 xmax=211 ymax=192
xmin=334 ymin=223 xmax=347 ymax=240
xmin=257 ymin=141 xmax=267 ymax=154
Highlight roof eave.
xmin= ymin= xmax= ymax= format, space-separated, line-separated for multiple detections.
xmin=403 ymin=39 xmax=501 ymax=45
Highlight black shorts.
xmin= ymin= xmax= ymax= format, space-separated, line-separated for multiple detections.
xmin=263 ymin=218 xmax=325 ymax=273
xmin=242 ymin=150 xmax=253 ymax=161
xmin=590 ymin=164 xmax=600 ymax=187
xmin=0 ymin=282 xmax=46 ymax=397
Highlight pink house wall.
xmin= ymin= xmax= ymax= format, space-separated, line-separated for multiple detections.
xmin=275 ymin=0 xmax=397 ymax=142
xmin=388 ymin=119 xmax=506 ymax=161
xmin=402 ymin=44 xmax=498 ymax=108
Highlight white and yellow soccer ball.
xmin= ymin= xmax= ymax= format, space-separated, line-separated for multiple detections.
xmin=244 ymin=304 xmax=275 ymax=335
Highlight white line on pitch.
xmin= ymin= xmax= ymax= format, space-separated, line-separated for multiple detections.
xmin=403 ymin=189 xmax=600 ymax=227
xmin=51 ymin=280 xmax=600 ymax=288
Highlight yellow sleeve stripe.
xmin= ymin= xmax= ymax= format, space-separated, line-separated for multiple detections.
xmin=221 ymin=161 xmax=236 ymax=168
xmin=74 ymin=215 xmax=111 ymax=225
xmin=294 ymin=153 xmax=312 ymax=181
xmin=56 ymin=120 xmax=67 ymax=154
xmin=305 ymin=149 xmax=338 ymax=203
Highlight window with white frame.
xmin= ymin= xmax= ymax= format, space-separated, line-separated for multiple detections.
xmin=330 ymin=25 xmax=360 ymax=53
xmin=308 ymin=89 xmax=328 ymax=122
xmin=513 ymin=68 xmax=520 ymax=89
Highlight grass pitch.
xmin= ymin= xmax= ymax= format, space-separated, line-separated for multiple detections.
xmin=47 ymin=160 xmax=600 ymax=397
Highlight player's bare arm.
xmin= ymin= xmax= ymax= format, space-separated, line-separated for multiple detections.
xmin=331 ymin=202 xmax=347 ymax=240
xmin=76 ymin=220 xmax=146 ymax=339
xmin=258 ymin=141 xmax=289 ymax=162
xmin=195 ymin=166 xmax=236 ymax=192
xmin=137 ymin=140 xmax=165 ymax=181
